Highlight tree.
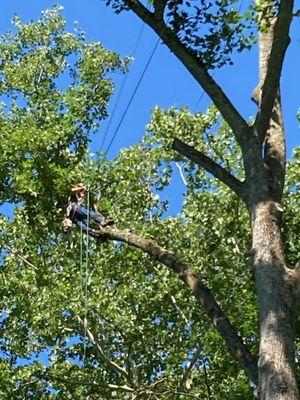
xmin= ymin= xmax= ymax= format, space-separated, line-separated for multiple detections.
xmin=0 ymin=5 xmax=299 ymax=400
xmin=103 ymin=0 xmax=300 ymax=398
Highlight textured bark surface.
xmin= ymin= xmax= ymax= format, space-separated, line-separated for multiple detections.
xmin=250 ymin=201 xmax=299 ymax=400
xmin=249 ymin=2 xmax=298 ymax=398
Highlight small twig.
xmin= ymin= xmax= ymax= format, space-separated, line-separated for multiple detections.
xmin=179 ymin=348 xmax=202 ymax=390
xmin=170 ymin=294 xmax=190 ymax=325
xmin=203 ymin=362 xmax=212 ymax=400
xmin=2 ymin=243 xmax=38 ymax=270
xmin=153 ymin=265 xmax=191 ymax=327
xmin=50 ymin=375 xmax=135 ymax=393
xmin=13 ymin=379 xmax=40 ymax=391
xmin=175 ymin=162 xmax=188 ymax=186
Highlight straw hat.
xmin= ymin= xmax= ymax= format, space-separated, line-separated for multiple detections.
xmin=71 ymin=183 xmax=86 ymax=193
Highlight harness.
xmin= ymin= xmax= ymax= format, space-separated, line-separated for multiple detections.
xmin=66 ymin=201 xmax=79 ymax=222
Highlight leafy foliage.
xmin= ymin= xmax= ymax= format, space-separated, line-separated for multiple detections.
xmin=107 ymin=0 xmax=257 ymax=68
xmin=0 ymin=6 xmax=126 ymax=215
xmin=0 ymin=7 xmax=299 ymax=400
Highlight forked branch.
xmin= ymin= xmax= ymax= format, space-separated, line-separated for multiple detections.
xmin=77 ymin=316 xmax=130 ymax=380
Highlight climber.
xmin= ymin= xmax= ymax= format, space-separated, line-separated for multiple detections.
xmin=61 ymin=184 xmax=114 ymax=238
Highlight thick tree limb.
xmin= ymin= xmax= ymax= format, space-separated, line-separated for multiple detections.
xmin=153 ymin=0 xmax=167 ymax=19
xmin=123 ymin=0 xmax=250 ymax=147
xmin=254 ymin=0 xmax=294 ymax=137
xmin=172 ymin=138 xmax=245 ymax=198
xmin=96 ymin=225 xmax=258 ymax=384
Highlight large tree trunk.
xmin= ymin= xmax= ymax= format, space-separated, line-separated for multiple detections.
xmin=249 ymin=2 xmax=299 ymax=397
xmin=250 ymin=200 xmax=299 ymax=400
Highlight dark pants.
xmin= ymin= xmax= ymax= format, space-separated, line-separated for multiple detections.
xmin=75 ymin=205 xmax=105 ymax=238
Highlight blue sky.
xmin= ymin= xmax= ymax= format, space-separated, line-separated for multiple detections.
xmin=0 ymin=0 xmax=299 ymax=218
xmin=0 ymin=0 xmax=299 ymax=159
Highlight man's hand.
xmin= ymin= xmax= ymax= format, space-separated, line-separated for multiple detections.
xmin=61 ymin=217 xmax=73 ymax=233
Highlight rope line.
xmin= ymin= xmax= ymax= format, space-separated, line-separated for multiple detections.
xmin=83 ymin=183 xmax=90 ymax=359
xmin=105 ymin=38 xmax=160 ymax=155
xmin=80 ymin=223 xmax=84 ymax=299
xmin=99 ymin=22 xmax=146 ymax=153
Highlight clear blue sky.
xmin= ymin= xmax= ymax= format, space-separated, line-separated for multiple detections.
xmin=0 ymin=0 xmax=299 ymax=156
xmin=0 ymin=0 xmax=299 ymax=217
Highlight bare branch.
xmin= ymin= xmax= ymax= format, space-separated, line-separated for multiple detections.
xmin=77 ymin=316 xmax=130 ymax=380
xmin=51 ymin=375 xmax=135 ymax=393
xmin=254 ymin=0 xmax=294 ymax=137
xmin=123 ymin=0 xmax=250 ymax=146
xmin=107 ymin=383 xmax=135 ymax=392
xmin=95 ymin=226 xmax=258 ymax=384
xmin=3 ymin=243 xmax=38 ymax=270
xmin=172 ymin=138 xmax=245 ymax=199
xmin=175 ymin=162 xmax=188 ymax=186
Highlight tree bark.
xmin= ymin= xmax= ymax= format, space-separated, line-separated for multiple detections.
xmin=248 ymin=1 xmax=299 ymax=398
xmin=249 ymin=200 xmax=299 ymax=400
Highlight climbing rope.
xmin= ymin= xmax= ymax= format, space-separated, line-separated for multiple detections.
xmin=83 ymin=182 xmax=90 ymax=358
xmin=99 ymin=22 xmax=146 ymax=153
xmin=104 ymin=37 xmax=161 ymax=155
xmin=78 ymin=157 xmax=92 ymax=360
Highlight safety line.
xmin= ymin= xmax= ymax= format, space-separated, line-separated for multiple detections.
xmin=105 ymin=37 xmax=161 ymax=155
xmin=83 ymin=182 xmax=90 ymax=359
xmin=80 ymin=224 xmax=84 ymax=299
xmin=99 ymin=22 xmax=146 ymax=153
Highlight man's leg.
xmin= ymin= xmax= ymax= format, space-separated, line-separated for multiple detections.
xmin=77 ymin=206 xmax=114 ymax=227
xmin=76 ymin=220 xmax=103 ymax=239
xmin=90 ymin=210 xmax=114 ymax=227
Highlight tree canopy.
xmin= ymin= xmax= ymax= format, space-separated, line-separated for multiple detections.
xmin=0 ymin=4 xmax=300 ymax=400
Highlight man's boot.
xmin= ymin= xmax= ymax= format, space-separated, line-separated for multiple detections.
xmin=100 ymin=220 xmax=114 ymax=228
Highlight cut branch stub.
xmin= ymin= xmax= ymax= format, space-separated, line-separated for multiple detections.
xmin=172 ymin=138 xmax=246 ymax=199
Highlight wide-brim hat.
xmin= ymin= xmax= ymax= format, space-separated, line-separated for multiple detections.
xmin=71 ymin=184 xmax=86 ymax=192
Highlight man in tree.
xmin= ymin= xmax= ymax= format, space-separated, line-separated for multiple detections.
xmin=62 ymin=184 xmax=114 ymax=237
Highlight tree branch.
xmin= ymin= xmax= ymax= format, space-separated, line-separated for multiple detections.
xmin=3 ymin=243 xmax=38 ymax=270
xmin=51 ymin=375 xmax=135 ymax=393
xmin=172 ymin=138 xmax=245 ymax=199
xmin=153 ymin=0 xmax=167 ymax=19
xmin=77 ymin=316 xmax=130 ymax=380
xmin=123 ymin=0 xmax=250 ymax=147
xmin=96 ymin=225 xmax=258 ymax=385
xmin=178 ymin=347 xmax=202 ymax=390
xmin=254 ymin=0 xmax=294 ymax=137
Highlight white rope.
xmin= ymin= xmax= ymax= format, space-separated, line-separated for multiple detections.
xmin=83 ymin=183 xmax=90 ymax=359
